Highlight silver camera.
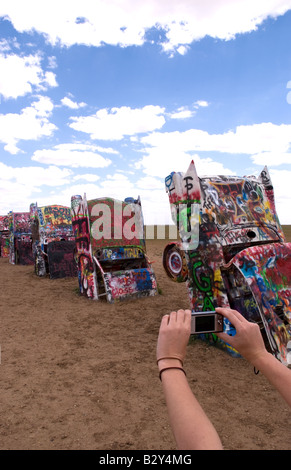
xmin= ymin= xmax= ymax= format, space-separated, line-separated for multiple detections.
xmin=191 ymin=311 xmax=223 ymax=334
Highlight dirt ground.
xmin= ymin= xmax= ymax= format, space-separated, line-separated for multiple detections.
xmin=0 ymin=238 xmax=290 ymax=451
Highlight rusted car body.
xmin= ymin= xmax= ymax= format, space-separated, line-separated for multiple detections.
xmin=163 ymin=160 xmax=291 ymax=366
xmin=71 ymin=194 xmax=157 ymax=302
xmin=30 ymin=203 xmax=77 ymax=279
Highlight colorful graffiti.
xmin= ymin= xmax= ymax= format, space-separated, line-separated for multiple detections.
xmin=229 ymin=243 xmax=291 ymax=365
xmin=164 ymin=160 xmax=291 ymax=365
xmin=0 ymin=215 xmax=10 ymax=258
xmin=35 ymin=204 xmax=73 ymax=233
xmin=71 ymin=194 xmax=157 ymax=302
xmin=30 ymin=203 xmax=76 ymax=278
xmin=8 ymin=211 xmax=33 ymax=265
xmin=47 ymin=240 xmax=77 ymax=279
xmin=71 ymin=194 xmax=97 ymax=298
xmin=162 ymin=242 xmax=188 ymax=283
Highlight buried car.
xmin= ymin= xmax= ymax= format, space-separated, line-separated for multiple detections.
xmin=71 ymin=194 xmax=157 ymax=302
xmin=0 ymin=215 xmax=10 ymax=258
xmin=163 ymin=160 xmax=291 ymax=366
xmin=8 ymin=211 xmax=33 ymax=265
xmin=30 ymin=203 xmax=77 ymax=279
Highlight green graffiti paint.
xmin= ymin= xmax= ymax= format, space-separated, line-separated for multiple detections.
xmin=192 ymin=260 xmax=215 ymax=310
xmin=192 ymin=260 xmax=211 ymax=292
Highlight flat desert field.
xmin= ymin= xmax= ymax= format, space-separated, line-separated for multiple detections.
xmin=0 ymin=228 xmax=291 ymax=450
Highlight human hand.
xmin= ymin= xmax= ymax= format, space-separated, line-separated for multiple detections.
xmin=157 ymin=309 xmax=191 ymax=370
xmin=215 ymin=307 xmax=267 ymax=366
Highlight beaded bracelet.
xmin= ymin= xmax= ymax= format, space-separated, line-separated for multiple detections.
xmin=159 ymin=367 xmax=186 ymax=381
xmin=156 ymin=356 xmax=184 ymax=366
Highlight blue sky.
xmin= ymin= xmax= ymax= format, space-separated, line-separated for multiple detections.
xmin=0 ymin=0 xmax=291 ymax=225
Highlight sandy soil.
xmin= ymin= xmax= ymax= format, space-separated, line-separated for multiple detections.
xmin=0 ymin=238 xmax=290 ymax=450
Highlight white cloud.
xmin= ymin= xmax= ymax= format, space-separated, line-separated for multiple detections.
xmin=135 ymin=176 xmax=163 ymax=190
xmin=61 ymin=96 xmax=86 ymax=109
xmin=0 ymin=179 xmax=39 ymax=215
xmin=135 ymin=122 xmax=291 ymax=181
xmin=105 ymin=173 xmax=131 ymax=182
xmin=59 ymin=183 xmax=101 ymax=204
xmin=0 ymin=52 xmax=57 ymax=99
xmin=0 ymin=96 xmax=57 ymax=154
xmin=169 ymin=101 xmax=209 ymax=120
xmin=69 ymin=105 xmax=166 ymax=140
xmin=55 ymin=177 xmax=137 ymax=207
xmin=0 ymin=162 xmax=73 ymax=214
xmin=169 ymin=107 xmax=194 ymax=120
xmin=31 ymin=95 xmax=54 ymax=116
xmin=194 ymin=100 xmax=209 ymax=108
xmin=0 ymin=161 xmax=72 ymax=186
xmin=31 ymin=143 xmax=112 ymax=168
xmin=136 ymin=147 xmax=235 ymax=178
xmin=43 ymin=71 xmax=58 ymax=88
xmin=2 ymin=0 xmax=290 ymax=54
xmin=269 ymin=169 xmax=291 ymax=225
xmin=251 ymin=151 xmax=291 ymax=166
xmin=176 ymin=45 xmax=190 ymax=56
xmin=100 ymin=173 xmax=136 ymax=198
xmin=138 ymin=122 xmax=291 ymax=171
xmin=73 ymin=174 xmax=100 ymax=182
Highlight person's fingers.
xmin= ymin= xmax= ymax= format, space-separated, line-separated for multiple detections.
xmin=168 ymin=310 xmax=177 ymax=324
xmin=176 ymin=309 xmax=192 ymax=328
xmin=215 ymin=307 xmax=244 ymax=327
xmin=184 ymin=309 xmax=191 ymax=323
xmin=161 ymin=309 xmax=192 ymax=329
xmin=159 ymin=314 xmax=170 ymax=332
xmin=182 ymin=310 xmax=192 ymax=331
xmin=216 ymin=331 xmax=235 ymax=344
xmin=216 ymin=307 xmax=244 ymax=321
xmin=176 ymin=309 xmax=186 ymax=324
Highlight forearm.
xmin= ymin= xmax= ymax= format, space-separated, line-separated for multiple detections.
xmin=253 ymin=352 xmax=291 ymax=407
xmin=160 ymin=368 xmax=223 ymax=450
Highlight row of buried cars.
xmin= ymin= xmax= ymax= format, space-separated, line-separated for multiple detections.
xmin=1 ymin=160 xmax=291 ymax=366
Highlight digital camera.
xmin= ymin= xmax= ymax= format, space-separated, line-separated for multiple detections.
xmin=191 ymin=311 xmax=223 ymax=334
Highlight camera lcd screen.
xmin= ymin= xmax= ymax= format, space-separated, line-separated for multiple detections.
xmin=195 ymin=315 xmax=215 ymax=332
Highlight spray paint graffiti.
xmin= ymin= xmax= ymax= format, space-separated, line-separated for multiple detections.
xmin=228 ymin=244 xmax=291 ymax=364
xmin=30 ymin=203 xmax=77 ymax=279
xmin=47 ymin=240 xmax=77 ymax=279
xmin=70 ymin=195 xmax=98 ymax=299
xmin=8 ymin=211 xmax=33 ymax=265
xmin=163 ymin=160 xmax=291 ymax=365
xmin=71 ymin=195 xmax=157 ymax=302
xmin=0 ymin=215 xmax=10 ymax=258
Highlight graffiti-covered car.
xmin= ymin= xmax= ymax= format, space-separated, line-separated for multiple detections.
xmin=0 ymin=215 xmax=10 ymax=258
xmin=30 ymin=203 xmax=77 ymax=279
xmin=163 ymin=160 xmax=291 ymax=366
xmin=71 ymin=194 xmax=157 ymax=302
xmin=8 ymin=211 xmax=33 ymax=265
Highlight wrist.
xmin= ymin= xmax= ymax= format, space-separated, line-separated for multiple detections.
xmin=157 ymin=358 xmax=183 ymax=371
xmin=251 ymin=350 xmax=273 ymax=370
xmin=159 ymin=365 xmax=187 ymax=381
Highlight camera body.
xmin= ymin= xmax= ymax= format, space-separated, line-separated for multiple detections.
xmin=191 ymin=311 xmax=224 ymax=335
